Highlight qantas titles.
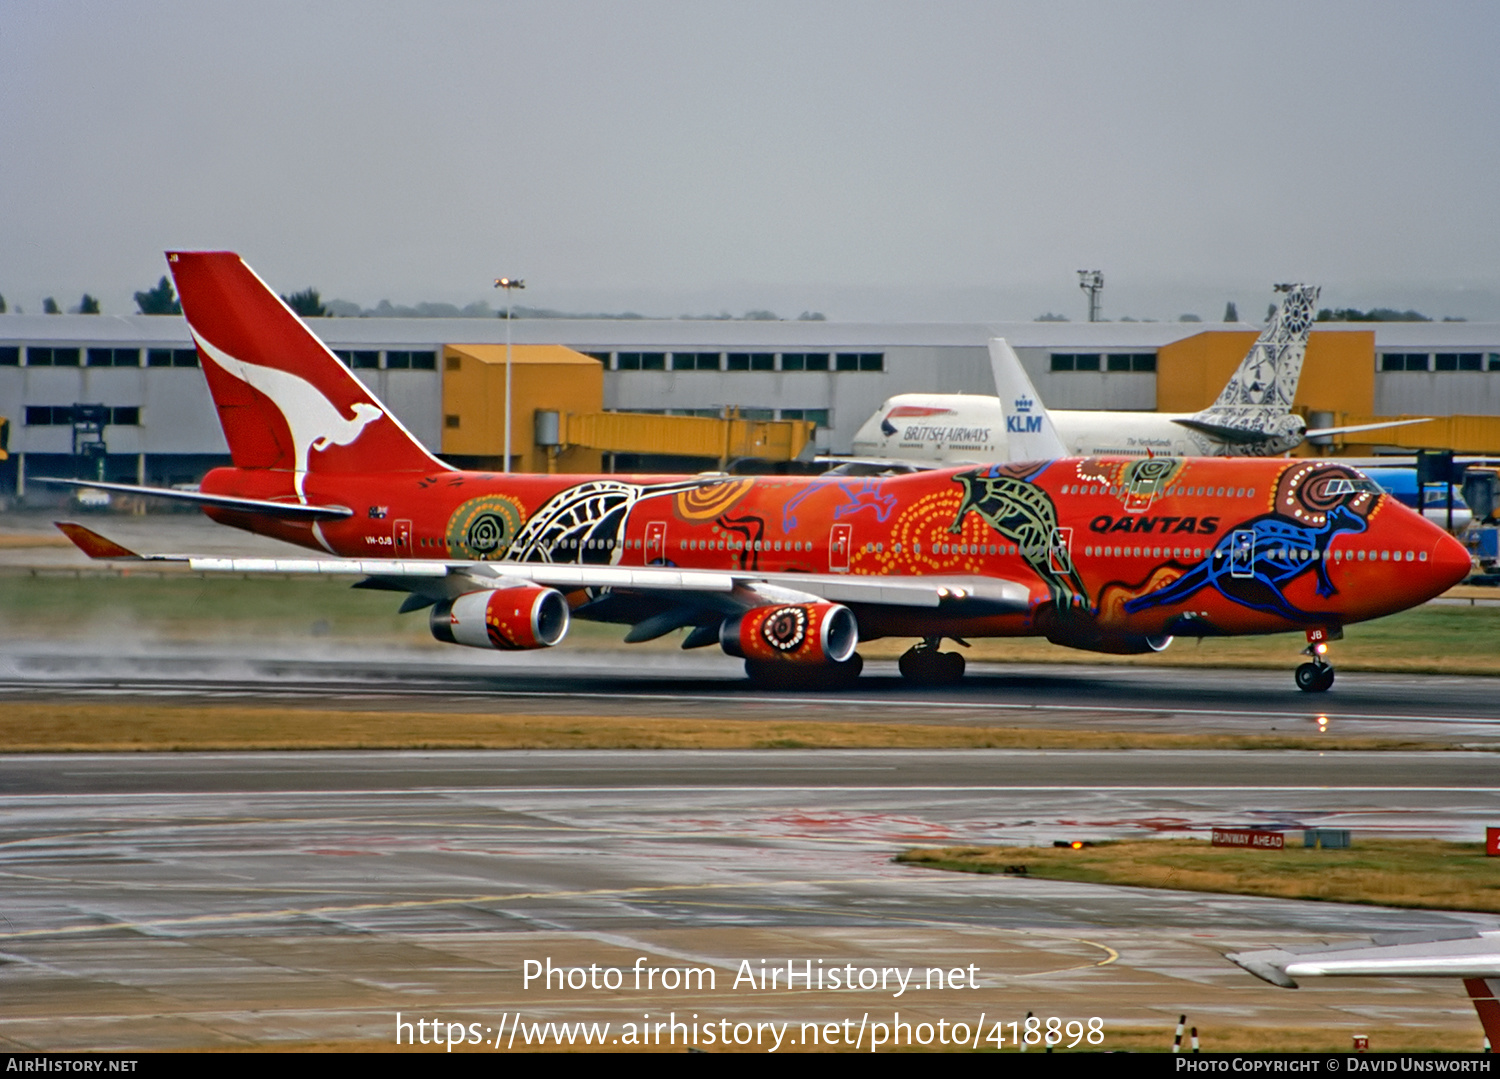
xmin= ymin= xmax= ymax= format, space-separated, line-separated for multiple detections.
xmin=1088 ymin=515 xmax=1221 ymax=535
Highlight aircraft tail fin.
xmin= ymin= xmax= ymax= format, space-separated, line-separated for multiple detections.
xmin=166 ymin=252 xmax=444 ymax=486
xmin=988 ymin=338 xmax=1068 ymax=460
xmin=1205 ymin=284 xmax=1320 ymax=415
xmin=1465 ymin=978 xmax=1500 ymax=1046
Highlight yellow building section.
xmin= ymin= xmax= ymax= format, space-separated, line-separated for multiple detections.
xmin=441 ymin=344 xmax=814 ymax=471
xmin=1331 ymin=415 xmax=1500 ymax=456
xmin=556 ymin=410 xmax=813 ymax=463
xmin=1157 ymin=329 xmax=1500 ymax=454
xmin=442 ymin=344 xmax=604 ymax=472
xmin=1155 ymin=329 xmax=1376 ymax=416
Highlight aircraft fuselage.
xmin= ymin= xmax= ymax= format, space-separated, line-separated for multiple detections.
xmin=851 ymin=395 xmax=1303 ymax=463
xmin=202 ymin=455 xmax=1470 ymax=647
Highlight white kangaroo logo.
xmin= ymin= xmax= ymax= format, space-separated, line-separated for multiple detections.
xmin=191 ymin=330 xmax=383 ymax=500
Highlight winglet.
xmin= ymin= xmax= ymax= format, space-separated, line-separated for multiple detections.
xmin=54 ymin=522 xmax=142 ymax=560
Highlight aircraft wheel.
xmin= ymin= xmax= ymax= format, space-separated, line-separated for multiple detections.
xmin=745 ymin=653 xmax=863 ymax=690
xmin=899 ymin=648 xmax=965 ymax=686
xmin=1295 ymin=662 xmax=1333 ymax=693
xmin=745 ymin=661 xmax=793 ymax=689
xmin=828 ymin=652 xmax=864 ymax=688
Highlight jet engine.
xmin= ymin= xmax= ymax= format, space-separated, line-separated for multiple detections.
xmin=430 ymin=586 xmax=571 ymax=650
xmin=720 ymin=602 xmax=858 ymax=665
xmin=1045 ymin=626 xmax=1173 ymax=655
xmin=1035 ymin=605 xmax=1172 ymax=655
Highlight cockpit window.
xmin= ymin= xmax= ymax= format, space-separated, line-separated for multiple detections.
xmin=1340 ymin=473 xmax=1384 ymax=495
xmin=1423 ymin=487 xmax=1467 ymax=506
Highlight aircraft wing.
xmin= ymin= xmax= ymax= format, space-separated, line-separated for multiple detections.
xmin=54 ymin=523 xmax=1031 ymax=617
xmin=36 ymin=477 xmax=354 ymax=520
xmin=1229 ymin=930 xmax=1500 ymax=1043
xmin=1229 ymin=930 xmax=1500 ymax=988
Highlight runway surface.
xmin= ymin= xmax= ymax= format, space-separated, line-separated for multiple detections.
xmin=4 ymin=642 xmax=1500 ymax=744
xmin=2 ymin=749 xmax=1496 ymax=1051
xmin=4 ymin=516 xmax=1498 ymax=1050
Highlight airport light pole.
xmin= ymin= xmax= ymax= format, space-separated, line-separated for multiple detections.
xmin=493 ymin=276 xmax=526 ymax=472
xmin=1077 ymin=270 xmax=1104 ymax=323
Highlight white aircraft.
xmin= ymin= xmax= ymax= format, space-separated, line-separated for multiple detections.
xmin=846 ymin=285 xmax=1427 ymax=467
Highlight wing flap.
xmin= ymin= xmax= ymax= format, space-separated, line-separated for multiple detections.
xmin=751 ymin=571 xmax=1029 ymax=612
xmin=189 ymin=557 xmax=449 ymax=577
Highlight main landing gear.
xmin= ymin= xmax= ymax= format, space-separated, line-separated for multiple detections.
xmin=898 ymin=638 xmax=967 ymax=686
xmin=745 ymin=653 xmax=864 ymax=690
xmin=1294 ymin=627 xmax=1341 ymax=693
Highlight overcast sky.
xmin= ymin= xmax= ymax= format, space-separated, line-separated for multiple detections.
xmin=3 ymin=1 xmax=1499 ymax=322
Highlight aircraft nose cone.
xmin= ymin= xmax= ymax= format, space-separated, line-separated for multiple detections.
xmin=1427 ymin=529 xmax=1473 ymax=595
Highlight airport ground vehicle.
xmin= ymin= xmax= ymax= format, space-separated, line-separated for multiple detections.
xmin=49 ymin=253 xmax=1472 ymax=692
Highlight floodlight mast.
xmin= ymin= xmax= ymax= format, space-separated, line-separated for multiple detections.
xmin=1077 ymin=270 xmax=1104 ymax=323
xmin=493 ymin=276 xmax=526 ymax=472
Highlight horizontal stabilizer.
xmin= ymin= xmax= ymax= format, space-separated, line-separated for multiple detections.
xmin=1170 ymin=417 xmax=1280 ymax=446
xmin=34 ymin=478 xmax=353 ymax=520
xmin=1304 ymin=417 xmax=1434 ymax=438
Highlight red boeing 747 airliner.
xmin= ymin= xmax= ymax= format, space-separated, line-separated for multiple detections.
xmin=50 ymin=253 xmax=1472 ymax=692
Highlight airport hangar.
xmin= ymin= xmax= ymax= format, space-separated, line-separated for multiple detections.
xmin=4 ymin=313 xmax=1500 ymax=499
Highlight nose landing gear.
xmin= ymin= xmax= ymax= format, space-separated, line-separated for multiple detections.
xmin=1294 ymin=658 xmax=1334 ymax=693
xmin=898 ymin=637 xmax=967 ymax=686
xmin=1295 ymin=626 xmax=1341 ymax=693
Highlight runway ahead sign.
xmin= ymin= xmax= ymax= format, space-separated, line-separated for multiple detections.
xmin=1211 ymin=828 xmax=1285 ymax=850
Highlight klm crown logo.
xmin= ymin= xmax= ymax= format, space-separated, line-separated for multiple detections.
xmin=1006 ymin=395 xmax=1044 ymax=434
